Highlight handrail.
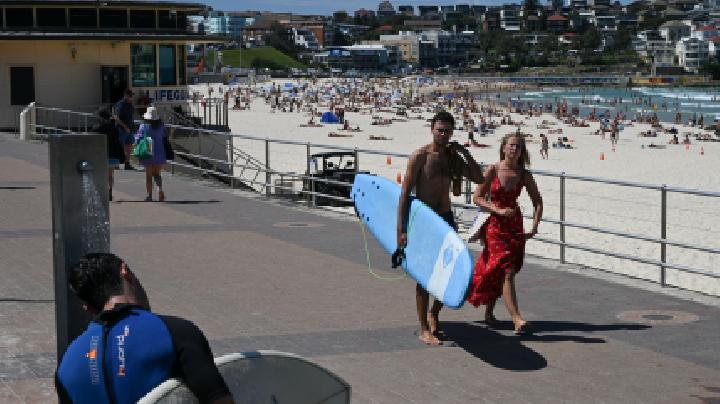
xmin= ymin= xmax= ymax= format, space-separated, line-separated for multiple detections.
xmin=29 ymin=105 xmax=720 ymax=294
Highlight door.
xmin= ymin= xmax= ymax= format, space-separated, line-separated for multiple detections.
xmin=101 ymin=66 xmax=128 ymax=104
xmin=10 ymin=66 xmax=35 ymax=106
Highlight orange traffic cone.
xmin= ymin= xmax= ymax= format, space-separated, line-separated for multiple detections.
xmin=600 ymin=152 xmax=605 ymax=161
xmin=700 ymin=147 xmax=705 ymax=156
xmin=396 ymin=172 xmax=402 ymax=184
xmin=386 ymin=156 xmax=392 ymax=165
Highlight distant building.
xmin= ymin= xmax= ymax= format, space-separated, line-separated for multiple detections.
xmin=547 ymin=14 xmax=568 ymax=31
xmin=377 ymin=1 xmax=396 ymax=20
xmin=398 ymin=5 xmax=415 ymax=16
xmin=676 ymin=37 xmax=710 ymax=72
xmin=404 ymin=19 xmax=442 ymax=32
xmin=292 ymin=28 xmax=320 ymax=50
xmin=203 ymin=11 xmax=254 ymax=37
xmin=659 ymin=20 xmax=691 ymax=41
xmin=354 ymin=8 xmax=376 ymax=19
xmin=372 ymin=31 xmax=420 ymax=63
xmin=0 ymin=0 xmax=216 ymax=130
xmin=320 ymin=44 xmax=400 ymax=72
xmin=500 ymin=5 xmax=521 ymax=31
xmin=418 ymin=6 xmax=439 ymax=18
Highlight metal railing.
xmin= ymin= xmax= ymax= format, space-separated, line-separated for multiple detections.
xmin=28 ymin=105 xmax=720 ymax=294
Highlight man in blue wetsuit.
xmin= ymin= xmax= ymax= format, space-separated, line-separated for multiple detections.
xmin=55 ymin=253 xmax=233 ymax=404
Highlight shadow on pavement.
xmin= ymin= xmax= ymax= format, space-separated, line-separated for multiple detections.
xmin=441 ymin=321 xmax=548 ymax=371
xmin=0 ymin=186 xmax=36 ymax=190
xmin=114 ymin=199 xmax=221 ymax=204
xmin=472 ymin=320 xmax=651 ymax=334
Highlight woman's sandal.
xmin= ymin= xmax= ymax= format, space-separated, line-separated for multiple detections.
xmin=514 ymin=322 xmax=534 ymax=336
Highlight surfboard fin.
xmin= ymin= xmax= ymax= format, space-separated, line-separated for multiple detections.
xmin=391 ymin=247 xmax=406 ymax=269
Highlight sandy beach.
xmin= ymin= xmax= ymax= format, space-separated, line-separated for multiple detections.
xmin=189 ymin=79 xmax=719 ymax=295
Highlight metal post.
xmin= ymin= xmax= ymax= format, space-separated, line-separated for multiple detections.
xmin=465 ymin=177 xmax=471 ymax=205
xmin=49 ymin=133 xmax=110 ymax=359
xmin=660 ymin=185 xmax=667 ymax=286
xmin=265 ymin=138 xmax=270 ymax=197
xmin=354 ymin=148 xmax=359 ymax=173
xmin=84 ymin=115 xmax=88 ymax=134
xmin=560 ymin=172 xmax=566 ymax=263
xmin=306 ymin=143 xmax=312 ymax=206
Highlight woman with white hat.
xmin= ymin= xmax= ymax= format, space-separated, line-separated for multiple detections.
xmin=135 ymin=106 xmax=168 ymax=202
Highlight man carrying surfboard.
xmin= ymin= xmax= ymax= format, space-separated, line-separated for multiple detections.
xmin=397 ymin=111 xmax=484 ymax=345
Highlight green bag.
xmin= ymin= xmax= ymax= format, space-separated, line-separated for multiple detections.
xmin=132 ymin=126 xmax=153 ymax=160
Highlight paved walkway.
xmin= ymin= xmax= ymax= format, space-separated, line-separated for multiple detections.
xmin=1 ymin=132 xmax=719 ymax=403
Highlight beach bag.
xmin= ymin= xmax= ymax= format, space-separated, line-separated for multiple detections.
xmin=133 ymin=126 xmax=153 ymax=160
xmin=163 ymin=136 xmax=175 ymax=160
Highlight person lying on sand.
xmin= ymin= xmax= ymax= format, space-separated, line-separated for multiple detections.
xmin=369 ymin=135 xmax=392 ymax=140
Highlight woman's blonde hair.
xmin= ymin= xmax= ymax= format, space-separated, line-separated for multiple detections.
xmin=499 ymin=133 xmax=530 ymax=167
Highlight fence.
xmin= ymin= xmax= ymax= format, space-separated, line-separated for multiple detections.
xmin=26 ymin=104 xmax=720 ymax=295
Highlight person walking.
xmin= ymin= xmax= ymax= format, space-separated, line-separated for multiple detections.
xmin=92 ymin=107 xmax=125 ymax=201
xmin=540 ymin=133 xmax=549 ymax=160
xmin=135 ymin=106 xmax=168 ymax=202
xmin=397 ymin=111 xmax=483 ymax=345
xmin=55 ymin=253 xmax=234 ymax=404
xmin=113 ymin=89 xmax=136 ymax=170
xmin=466 ymin=133 xmax=543 ymax=335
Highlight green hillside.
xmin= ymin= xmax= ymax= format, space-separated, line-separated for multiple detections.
xmin=208 ymin=47 xmax=305 ymax=69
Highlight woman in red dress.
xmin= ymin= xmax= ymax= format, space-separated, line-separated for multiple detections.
xmin=467 ymin=133 xmax=543 ymax=334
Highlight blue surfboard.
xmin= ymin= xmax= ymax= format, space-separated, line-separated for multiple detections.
xmin=351 ymin=174 xmax=473 ymax=309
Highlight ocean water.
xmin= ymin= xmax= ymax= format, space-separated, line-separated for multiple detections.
xmin=503 ymin=87 xmax=720 ymax=124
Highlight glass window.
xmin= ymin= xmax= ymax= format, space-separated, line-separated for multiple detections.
xmin=158 ymin=10 xmax=176 ymax=29
xmin=159 ymin=44 xmax=176 ymax=85
xmin=177 ymin=12 xmax=188 ymax=30
xmin=69 ymin=8 xmax=96 ymax=28
xmin=130 ymin=10 xmax=155 ymax=29
xmin=37 ymin=8 xmax=66 ymax=28
xmin=131 ymin=44 xmax=156 ymax=87
xmin=6 ymin=8 xmax=34 ymax=28
xmin=177 ymin=45 xmax=186 ymax=85
xmin=99 ymin=9 xmax=127 ymax=28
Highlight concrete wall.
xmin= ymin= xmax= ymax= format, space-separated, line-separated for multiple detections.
xmin=0 ymin=41 xmax=130 ymax=129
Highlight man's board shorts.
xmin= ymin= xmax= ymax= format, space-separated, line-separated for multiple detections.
xmin=116 ymin=126 xmax=134 ymax=145
xmin=439 ymin=211 xmax=458 ymax=231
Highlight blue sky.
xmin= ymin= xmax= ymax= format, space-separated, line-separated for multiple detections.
xmin=204 ymin=1 xmax=530 ymax=15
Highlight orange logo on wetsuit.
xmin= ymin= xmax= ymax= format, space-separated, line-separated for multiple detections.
xmin=86 ymin=349 xmax=97 ymax=360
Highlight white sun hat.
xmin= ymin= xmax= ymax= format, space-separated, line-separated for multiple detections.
xmin=143 ymin=106 xmax=160 ymax=120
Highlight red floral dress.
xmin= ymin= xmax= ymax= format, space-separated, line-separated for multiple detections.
xmin=467 ymin=175 xmax=525 ymax=306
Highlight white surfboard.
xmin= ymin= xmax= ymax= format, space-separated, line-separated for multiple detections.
xmin=138 ymin=351 xmax=350 ymax=404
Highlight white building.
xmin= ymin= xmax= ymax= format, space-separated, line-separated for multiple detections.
xmin=292 ymin=28 xmax=320 ymax=50
xmin=659 ymin=20 xmax=691 ymax=41
xmin=676 ymin=37 xmax=710 ymax=72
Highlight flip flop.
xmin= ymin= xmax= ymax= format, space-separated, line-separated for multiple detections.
xmin=514 ymin=322 xmax=534 ymax=336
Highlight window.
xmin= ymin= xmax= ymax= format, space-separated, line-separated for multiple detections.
xmin=10 ymin=67 xmax=35 ymax=106
xmin=69 ymin=8 xmax=96 ymax=28
xmin=36 ymin=8 xmax=66 ymax=28
xmin=131 ymin=44 xmax=156 ymax=87
xmin=159 ymin=44 xmax=176 ymax=85
xmin=130 ymin=10 xmax=155 ymax=29
xmin=158 ymin=10 xmax=176 ymax=29
xmin=177 ymin=45 xmax=186 ymax=85
xmin=6 ymin=8 xmax=33 ymax=28
xmin=100 ymin=9 xmax=127 ymax=29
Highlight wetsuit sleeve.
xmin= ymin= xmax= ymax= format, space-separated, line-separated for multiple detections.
xmin=55 ymin=370 xmax=72 ymax=404
xmin=160 ymin=315 xmax=231 ymax=402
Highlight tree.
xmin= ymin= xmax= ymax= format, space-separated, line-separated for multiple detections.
xmin=612 ymin=27 xmax=633 ymax=52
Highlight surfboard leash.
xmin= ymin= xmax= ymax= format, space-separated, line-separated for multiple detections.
xmin=356 ymin=206 xmax=420 ymax=281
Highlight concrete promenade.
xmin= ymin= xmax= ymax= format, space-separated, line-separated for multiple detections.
xmin=1 ymin=132 xmax=719 ymax=403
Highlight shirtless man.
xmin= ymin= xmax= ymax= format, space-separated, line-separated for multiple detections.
xmin=397 ymin=111 xmax=484 ymax=345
